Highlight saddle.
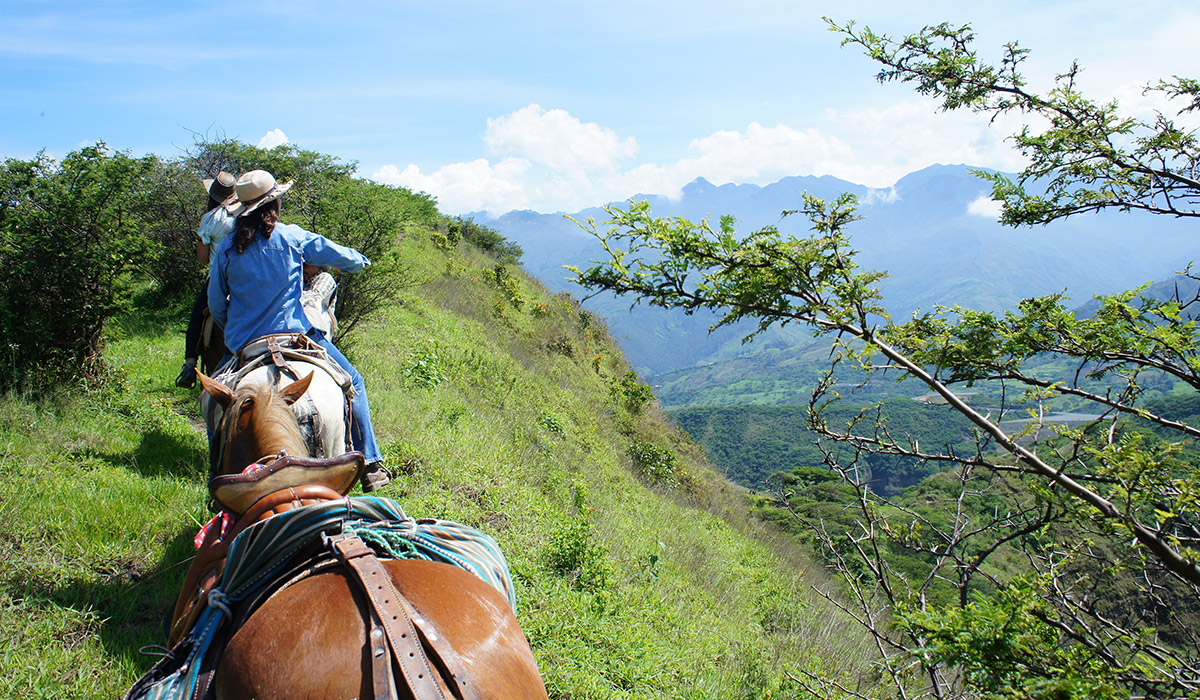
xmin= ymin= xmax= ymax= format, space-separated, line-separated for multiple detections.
xmin=228 ymin=333 xmax=352 ymax=389
xmin=156 ymin=453 xmax=486 ymax=700
xmin=169 ymin=451 xmax=367 ymax=646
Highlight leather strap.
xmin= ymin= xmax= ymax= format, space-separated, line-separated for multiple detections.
xmin=331 ymin=534 xmax=447 ymax=700
xmin=410 ymin=614 xmax=481 ymax=700
xmin=368 ymin=614 xmax=399 ymax=700
xmin=268 ymin=336 xmax=286 ymax=369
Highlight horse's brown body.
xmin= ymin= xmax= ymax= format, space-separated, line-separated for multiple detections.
xmin=193 ymin=373 xmax=549 ymax=700
xmin=198 ymin=310 xmax=226 ymax=377
xmin=216 ymin=559 xmax=547 ymax=700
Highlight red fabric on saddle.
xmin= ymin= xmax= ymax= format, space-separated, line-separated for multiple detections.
xmin=195 ymin=512 xmax=235 ymax=549
xmin=194 ymin=461 xmax=273 ymax=548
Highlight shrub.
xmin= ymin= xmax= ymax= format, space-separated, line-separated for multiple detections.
xmin=0 ymin=145 xmax=155 ymax=390
xmin=628 ymin=439 xmax=678 ymax=486
xmin=611 ymin=371 xmax=653 ymax=414
xmin=457 ymin=217 xmax=522 ymax=264
xmin=539 ymin=411 xmax=565 ymax=437
xmin=542 ymin=519 xmax=612 ymax=592
xmin=138 ymin=158 xmax=210 ymax=300
xmin=491 ymin=264 xmax=525 ymax=309
xmin=404 ymin=343 xmax=446 ymax=387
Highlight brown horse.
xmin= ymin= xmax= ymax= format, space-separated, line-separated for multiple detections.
xmin=195 ymin=373 xmax=549 ymax=700
xmin=197 ymin=308 xmax=227 ymax=377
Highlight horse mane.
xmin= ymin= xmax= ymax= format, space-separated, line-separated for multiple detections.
xmin=224 ymin=382 xmax=309 ymax=463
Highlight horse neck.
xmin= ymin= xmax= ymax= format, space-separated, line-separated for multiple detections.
xmin=220 ymin=384 xmax=310 ymax=474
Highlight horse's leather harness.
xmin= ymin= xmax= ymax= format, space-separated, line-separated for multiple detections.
xmin=169 ymin=454 xmax=477 ymax=700
xmin=330 ymin=533 xmax=452 ymax=700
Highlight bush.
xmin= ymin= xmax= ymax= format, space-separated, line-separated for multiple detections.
xmin=456 ymin=217 xmax=523 ymax=264
xmin=611 ymin=371 xmax=653 ymax=415
xmin=404 ymin=343 xmax=447 ymax=387
xmin=628 ymin=439 xmax=678 ymax=486
xmin=542 ymin=519 xmax=612 ymax=592
xmin=0 ymin=145 xmax=155 ymax=390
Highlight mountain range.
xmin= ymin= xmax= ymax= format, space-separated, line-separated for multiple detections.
xmin=477 ymin=164 xmax=1200 ymax=396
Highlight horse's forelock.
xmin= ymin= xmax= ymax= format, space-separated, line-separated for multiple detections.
xmin=222 ymin=382 xmax=309 ymax=463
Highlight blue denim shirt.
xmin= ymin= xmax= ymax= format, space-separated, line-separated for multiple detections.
xmin=209 ymin=222 xmax=370 ymax=353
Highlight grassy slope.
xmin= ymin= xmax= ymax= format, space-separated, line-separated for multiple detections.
xmin=0 ymin=230 xmax=873 ymax=699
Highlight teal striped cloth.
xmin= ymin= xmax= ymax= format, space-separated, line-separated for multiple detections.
xmin=124 ymin=497 xmax=515 ymax=700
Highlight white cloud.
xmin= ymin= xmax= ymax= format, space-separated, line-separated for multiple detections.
xmin=967 ymin=195 xmax=1003 ymax=219
xmin=822 ymin=100 xmax=1030 ymax=187
xmin=258 ymin=129 xmax=289 ymax=149
xmin=863 ymin=187 xmax=899 ymax=206
xmin=367 ymin=101 xmax=1043 ymax=216
xmin=603 ymin=122 xmax=855 ymax=201
xmin=485 ymin=104 xmax=638 ymax=177
xmin=371 ymin=158 xmax=532 ymax=215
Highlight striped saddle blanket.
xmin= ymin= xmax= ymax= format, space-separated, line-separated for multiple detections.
xmin=124 ymin=496 xmax=515 ymax=700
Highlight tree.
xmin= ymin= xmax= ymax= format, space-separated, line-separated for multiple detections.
xmin=570 ymin=23 xmax=1200 ymax=699
xmin=827 ymin=19 xmax=1200 ymax=227
xmin=0 ymin=145 xmax=155 ymax=390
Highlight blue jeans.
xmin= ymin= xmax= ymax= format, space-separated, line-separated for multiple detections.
xmin=307 ymin=329 xmax=383 ymax=464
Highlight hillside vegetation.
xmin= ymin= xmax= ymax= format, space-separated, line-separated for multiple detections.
xmin=671 ymin=399 xmax=976 ymax=493
xmin=0 ymin=142 xmax=873 ymax=699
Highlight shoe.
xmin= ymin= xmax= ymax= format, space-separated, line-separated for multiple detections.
xmin=361 ymin=463 xmax=392 ymax=493
xmin=175 ymin=359 xmax=198 ymax=388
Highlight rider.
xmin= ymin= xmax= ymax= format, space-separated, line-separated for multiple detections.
xmin=208 ymin=169 xmax=390 ymax=492
xmin=176 ymin=171 xmax=237 ymax=388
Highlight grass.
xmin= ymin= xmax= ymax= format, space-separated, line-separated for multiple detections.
xmin=0 ymin=227 xmax=879 ymax=698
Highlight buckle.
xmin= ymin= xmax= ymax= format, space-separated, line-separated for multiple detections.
xmin=324 ymin=532 xmax=372 ymax=561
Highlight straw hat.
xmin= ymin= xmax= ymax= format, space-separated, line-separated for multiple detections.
xmin=203 ymin=171 xmax=236 ymax=203
xmin=226 ymin=170 xmax=294 ymax=217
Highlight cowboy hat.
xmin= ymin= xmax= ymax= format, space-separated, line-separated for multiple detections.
xmin=202 ymin=171 xmax=237 ymax=203
xmin=226 ymin=170 xmax=294 ymax=217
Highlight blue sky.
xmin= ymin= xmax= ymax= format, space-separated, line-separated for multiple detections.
xmin=3 ymin=1 xmax=1198 ymax=215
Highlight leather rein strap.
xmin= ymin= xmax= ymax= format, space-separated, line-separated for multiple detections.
xmin=330 ymin=533 xmax=448 ymax=700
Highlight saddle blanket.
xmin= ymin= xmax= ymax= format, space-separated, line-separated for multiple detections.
xmin=124 ymin=497 xmax=516 ymax=700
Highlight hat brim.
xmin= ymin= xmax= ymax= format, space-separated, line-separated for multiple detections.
xmin=225 ymin=180 xmax=293 ymax=218
xmin=204 ymin=177 xmax=237 ymax=203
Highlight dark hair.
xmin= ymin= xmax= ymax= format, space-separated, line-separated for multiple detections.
xmin=232 ymin=199 xmax=281 ymax=254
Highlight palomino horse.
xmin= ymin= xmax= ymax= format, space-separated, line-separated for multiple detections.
xmin=188 ymin=372 xmax=548 ymax=700
xmin=200 ymin=334 xmax=350 ymax=476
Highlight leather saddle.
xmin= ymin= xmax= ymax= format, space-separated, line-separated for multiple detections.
xmin=169 ymin=451 xmax=366 ymax=646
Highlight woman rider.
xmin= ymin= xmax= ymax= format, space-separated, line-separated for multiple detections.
xmin=208 ymin=170 xmax=390 ymax=492
xmin=175 ymin=171 xmax=237 ymax=388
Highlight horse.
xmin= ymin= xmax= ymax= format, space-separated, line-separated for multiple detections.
xmin=184 ymin=372 xmax=549 ymax=700
xmin=196 ymin=309 xmax=226 ymax=378
xmin=200 ymin=333 xmax=350 ymax=477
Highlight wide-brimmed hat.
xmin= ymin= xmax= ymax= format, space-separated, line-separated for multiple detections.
xmin=203 ymin=171 xmax=237 ymax=203
xmin=226 ymin=170 xmax=294 ymax=217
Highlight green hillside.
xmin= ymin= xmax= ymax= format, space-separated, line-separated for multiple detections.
xmin=0 ymin=149 xmax=873 ymax=698
xmin=670 ymin=399 xmax=977 ymax=493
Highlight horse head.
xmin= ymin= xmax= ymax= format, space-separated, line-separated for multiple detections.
xmin=198 ymin=371 xmax=314 ymax=477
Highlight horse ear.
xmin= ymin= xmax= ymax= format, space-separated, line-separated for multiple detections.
xmin=236 ymin=398 xmax=256 ymax=432
xmin=198 ymin=371 xmax=235 ymax=409
xmin=279 ymin=372 xmax=315 ymax=405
